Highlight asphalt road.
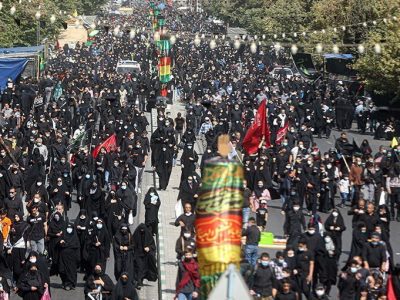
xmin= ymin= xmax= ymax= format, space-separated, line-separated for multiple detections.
xmin=49 ymin=117 xmax=158 ymax=300
xmin=47 ymin=126 xmax=399 ymax=300
xmin=255 ymin=128 xmax=400 ymax=298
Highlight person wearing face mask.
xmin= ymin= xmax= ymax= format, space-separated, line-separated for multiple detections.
xmin=155 ymin=142 xmax=174 ymax=190
xmin=300 ymin=223 xmax=328 ymax=290
xmin=50 ymin=177 xmax=70 ymax=212
xmin=175 ymin=250 xmax=200 ymax=300
xmin=283 ymin=201 xmax=306 ymax=249
xmin=309 ymin=283 xmax=329 ymax=300
xmin=58 ymin=224 xmax=80 ymax=290
xmin=270 ymin=251 xmax=288 ymax=280
xmin=27 ymin=177 xmax=48 ymax=209
xmin=132 ymin=223 xmax=157 ymax=287
xmin=178 ymin=176 xmax=200 ymax=209
xmin=74 ymin=209 xmax=89 ymax=273
xmin=17 ymin=263 xmax=45 ymax=300
xmin=144 ymin=187 xmax=161 ymax=235
xmin=338 ymin=260 xmax=362 ymax=300
xmin=175 ymin=229 xmax=196 ymax=261
xmin=116 ymin=181 xmax=138 ymax=222
xmin=6 ymin=212 xmax=29 ymax=283
xmin=324 ymin=209 xmax=346 ymax=261
xmin=85 ymin=180 xmax=105 ymax=221
xmin=249 ymin=252 xmax=275 ymax=299
xmin=362 ymin=232 xmax=387 ymax=272
xmin=84 ymin=264 xmax=114 ymax=300
xmin=27 ymin=206 xmax=46 ymax=255
xmin=109 ymin=160 xmax=123 ymax=191
xmin=112 ymin=272 xmax=139 ymax=300
xmin=47 ymin=212 xmax=66 ymax=276
xmin=85 ymin=219 xmax=111 ymax=278
xmin=77 ymin=171 xmax=93 ymax=209
xmin=293 ymin=239 xmax=314 ymax=299
xmin=113 ymin=224 xmax=134 ymax=283
xmin=179 ymin=143 xmax=199 ymax=188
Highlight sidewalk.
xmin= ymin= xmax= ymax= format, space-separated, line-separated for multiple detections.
xmin=152 ymin=100 xmax=202 ymax=299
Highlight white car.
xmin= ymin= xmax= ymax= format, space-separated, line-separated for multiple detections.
xmin=116 ymin=60 xmax=141 ymax=74
xmin=269 ymin=67 xmax=296 ymax=79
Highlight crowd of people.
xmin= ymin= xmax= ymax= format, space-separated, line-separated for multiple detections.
xmin=0 ymin=2 xmax=400 ymax=300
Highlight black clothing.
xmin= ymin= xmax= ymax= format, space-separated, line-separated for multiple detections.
xmin=242 ymin=225 xmax=261 ymax=245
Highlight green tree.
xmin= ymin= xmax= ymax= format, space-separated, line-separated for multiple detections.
xmin=354 ymin=23 xmax=400 ymax=101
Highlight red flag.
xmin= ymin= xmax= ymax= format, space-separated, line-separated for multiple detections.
xmin=387 ymin=275 xmax=397 ymax=300
xmin=92 ymin=134 xmax=117 ymax=158
xmin=276 ymin=122 xmax=289 ymax=145
xmin=242 ymin=100 xmax=270 ymax=154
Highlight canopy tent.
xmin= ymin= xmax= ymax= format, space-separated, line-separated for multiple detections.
xmin=323 ymin=53 xmax=356 ymax=77
xmin=323 ymin=53 xmax=353 ymax=59
xmin=0 ymin=45 xmax=44 ymax=57
xmin=0 ymin=58 xmax=28 ymax=91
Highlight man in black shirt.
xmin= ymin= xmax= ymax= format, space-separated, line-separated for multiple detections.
xmin=242 ymin=217 xmax=261 ymax=266
xmin=362 ymin=232 xmax=387 ymax=271
xmin=27 ymin=205 xmax=47 ymax=254
xmin=249 ymin=252 xmax=275 ymax=300
xmin=175 ymin=203 xmax=196 ymax=234
xmin=293 ymin=239 xmax=314 ymax=299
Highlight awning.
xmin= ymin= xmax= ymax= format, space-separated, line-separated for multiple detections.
xmin=0 ymin=45 xmax=44 ymax=55
xmin=323 ymin=53 xmax=353 ymax=59
xmin=88 ymin=30 xmax=99 ymax=37
xmin=0 ymin=58 xmax=28 ymax=91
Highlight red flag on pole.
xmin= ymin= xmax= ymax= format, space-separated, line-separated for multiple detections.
xmin=242 ymin=100 xmax=270 ymax=154
xmin=387 ymin=275 xmax=397 ymax=300
xmin=92 ymin=134 xmax=117 ymax=158
xmin=276 ymin=122 xmax=289 ymax=145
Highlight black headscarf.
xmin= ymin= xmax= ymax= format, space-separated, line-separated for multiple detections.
xmin=112 ymin=272 xmax=139 ymax=300
xmin=63 ymin=223 xmax=80 ymax=249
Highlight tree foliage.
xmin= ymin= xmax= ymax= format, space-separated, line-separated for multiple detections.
xmin=203 ymin=0 xmax=400 ymax=98
xmin=0 ymin=0 xmax=107 ymax=47
xmin=354 ymin=24 xmax=400 ymax=99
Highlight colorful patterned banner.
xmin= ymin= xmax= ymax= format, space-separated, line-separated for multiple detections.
xmin=195 ymin=158 xmax=244 ymax=299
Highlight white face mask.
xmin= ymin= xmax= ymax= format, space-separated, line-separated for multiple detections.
xmin=332 ymin=212 xmax=339 ymax=217
xmin=96 ymin=224 xmax=103 ymax=230
xmin=183 ymin=233 xmax=191 ymax=238
xmin=66 ymin=228 xmax=73 ymax=234
xmin=121 ymin=185 xmax=127 ymax=190
xmin=293 ymin=206 xmax=300 ymax=211
xmin=29 ymin=257 xmax=37 ymax=263
xmin=316 ymin=290 xmax=325 ymax=296
xmin=37 ymin=182 xmax=42 ymax=186
xmin=308 ymin=229 xmax=316 ymax=235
